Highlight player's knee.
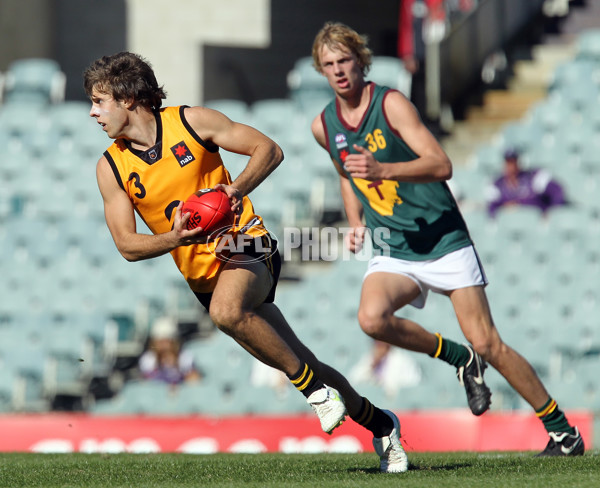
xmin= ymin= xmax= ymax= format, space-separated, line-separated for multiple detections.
xmin=357 ymin=308 xmax=387 ymax=338
xmin=209 ymin=301 xmax=244 ymax=334
xmin=470 ymin=334 xmax=502 ymax=361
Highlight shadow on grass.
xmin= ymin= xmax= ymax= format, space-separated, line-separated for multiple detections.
xmin=408 ymin=462 xmax=473 ymax=472
xmin=348 ymin=462 xmax=473 ymax=474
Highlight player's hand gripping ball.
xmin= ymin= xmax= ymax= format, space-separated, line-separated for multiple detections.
xmin=182 ymin=189 xmax=235 ymax=235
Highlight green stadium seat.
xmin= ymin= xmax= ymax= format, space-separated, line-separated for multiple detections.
xmin=472 ymin=144 xmax=504 ymax=177
xmin=228 ymin=382 xmax=306 ymax=415
xmin=368 ymin=56 xmax=412 ymax=96
xmin=2 ymin=58 xmax=65 ymax=106
xmin=203 ymin=99 xmax=252 ymax=125
xmin=575 ymin=28 xmax=600 ymax=61
xmin=0 ymin=352 xmax=16 ymax=412
xmin=450 ymin=167 xmax=487 ymax=206
xmin=545 ymin=360 xmax=600 ymax=410
xmin=494 ymin=206 xmax=545 ymax=234
xmin=250 ymin=98 xmax=303 ymax=139
xmin=47 ymin=101 xmax=95 ymax=137
xmin=221 ymin=150 xmax=249 ymax=180
xmin=286 ymin=57 xmax=331 ymax=115
xmin=91 ymin=380 xmax=173 ymax=415
xmin=499 ymin=121 xmax=544 ymax=155
xmin=524 ymin=139 xmax=573 ymax=172
xmin=2 ymin=334 xmax=50 ymax=412
xmin=551 ymin=81 xmax=600 ymax=113
xmin=549 ymin=58 xmax=600 ymax=91
xmin=529 ymin=97 xmax=574 ymax=132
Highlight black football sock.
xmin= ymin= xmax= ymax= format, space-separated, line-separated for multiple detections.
xmin=350 ymin=397 xmax=394 ymax=438
xmin=288 ymin=363 xmax=325 ymax=398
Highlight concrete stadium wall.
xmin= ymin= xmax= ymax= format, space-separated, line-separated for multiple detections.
xmin=126 ymin=0 xmax=271 ymax=107
xmin=0 ymin=0 xmax=54 ymax=67
xmin=0 ymin=0 xmax=399 ymax=105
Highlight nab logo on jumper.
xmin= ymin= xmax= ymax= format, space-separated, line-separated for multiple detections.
xmin=171 ymin=141 xmax=195 ymax=167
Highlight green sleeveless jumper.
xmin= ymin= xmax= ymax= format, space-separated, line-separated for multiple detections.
xmin=321 ymin=83 xmax=472 ymax=260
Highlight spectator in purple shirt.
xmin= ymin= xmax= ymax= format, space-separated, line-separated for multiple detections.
xmin=485 ymin=148 xmax=567 ymax=218
xmin=139 ymin=317 xmax=202 ymax=385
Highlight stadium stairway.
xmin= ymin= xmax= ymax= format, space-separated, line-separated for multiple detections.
xmin=442 ymin=0 xmax=600 ymax=166
xmin=441 ymin=42 xmax=576 ymax=168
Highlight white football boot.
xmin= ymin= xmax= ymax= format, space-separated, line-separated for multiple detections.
xmin=372 ymin=410 xmax=409 ymax=473
xmin=306 ymin=385 xmax=347 ymax=434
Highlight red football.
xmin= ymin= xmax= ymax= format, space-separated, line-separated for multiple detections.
xmin=182 ymin=189 xmax=235 ymax=234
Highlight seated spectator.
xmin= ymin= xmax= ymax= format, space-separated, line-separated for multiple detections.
xmin=349 ymin=340 xmax=422 ymax=399
xmin=139 ymin=317 xmax=202 ymax=385
xmin=485 ymin=148 xmax=567 ymax=218
xmin=250 ymin=358 xmax=290 ymax=396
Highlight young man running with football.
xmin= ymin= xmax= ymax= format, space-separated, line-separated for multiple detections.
xmin=310 ymin=21 xmax=584 ymax=457
xmin=84 ymin=52 xmax=408 ymax=473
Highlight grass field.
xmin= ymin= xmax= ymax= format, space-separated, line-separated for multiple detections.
xmin=0 ymin=451 xmax=598 ymax=488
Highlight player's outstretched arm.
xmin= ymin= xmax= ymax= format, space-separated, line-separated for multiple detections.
xmin=96 ymin=157 xmax=205 ymax=262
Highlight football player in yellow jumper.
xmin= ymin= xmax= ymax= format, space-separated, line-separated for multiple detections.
xmin=84 ymin=51 xmax=408 ymax=473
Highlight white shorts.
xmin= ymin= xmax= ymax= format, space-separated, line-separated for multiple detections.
xmin=363 ymin=245 xmax=488 ymax=309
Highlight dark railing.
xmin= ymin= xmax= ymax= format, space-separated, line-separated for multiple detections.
xmin=425 ymin=0 xmax=545 ymax=120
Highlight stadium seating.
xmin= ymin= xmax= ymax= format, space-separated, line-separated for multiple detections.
xmin=2 ymin=58 xmax=66 ymax=106
xmin=575 ymin=28 xmax=600 ymax=61
xmin=203 ymin=99 xmax=253 ymax=125
xmin=368 ymin=56 xmax=412 ymax=96
xmin=2 ymin=28 xmax=600 ymax=417
xmin=286 ymin=56 xmax=331 ymax=115
xmin=286 ymin=55 xmax=412 ymax=114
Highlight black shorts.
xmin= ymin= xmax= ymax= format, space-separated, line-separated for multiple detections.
xmin=193 ymin=235 xmax=281 ymax=311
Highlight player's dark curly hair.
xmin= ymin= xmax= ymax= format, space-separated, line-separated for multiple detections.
xmin=311 ymin=21 xmax=372 ymax=76
xmin=83 ymin=52 xmax=166 ymax=110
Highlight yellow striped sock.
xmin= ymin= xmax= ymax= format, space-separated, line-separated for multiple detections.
xmin=290 ymin=364 xmax=312 ymax=391
xmin=432 ymin=332 xmax=443 ymax=358
xmin=536 ymin=398 xmax=557 ymax=418
xmin=354 ymin=398 xmax=375 ymax=426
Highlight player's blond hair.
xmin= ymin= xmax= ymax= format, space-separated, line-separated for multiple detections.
xmin=311 ymin=22 xmax=372 ymax=75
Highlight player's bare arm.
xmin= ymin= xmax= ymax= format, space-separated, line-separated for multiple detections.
xmin=312 ymin=115 xmax=363 ymax=224
xmin=96 ymin=156 xmax=205 ymax=262
xmin=184 ymin=106 xmax=283 ymax=210
xmin=343 ymin=91 xmax=452 ymax=183
xmin=312 ymin=114 xmax=365 ymax=253
xmin=339 ymin=176 xmax=367 ymax=253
